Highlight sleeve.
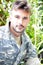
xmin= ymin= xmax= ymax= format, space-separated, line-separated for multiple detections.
xmin=24 ymin=32 xmax=38 ymax=59
xmin=25 ymin=57 xmax=41 ymax=65
xmin=26 ymin=38 xmax=37 ymax=59
xmin=25 ymin=36 xmax=41 ymax=65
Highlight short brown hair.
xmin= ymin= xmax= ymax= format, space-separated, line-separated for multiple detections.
xmin=11 ymin=0 xmax=31 ymax=13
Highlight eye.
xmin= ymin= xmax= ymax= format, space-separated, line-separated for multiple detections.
xmin=15 ymin=15 xmax=20 ymax=19
xmin=23 ymin=17 xmax=28 ymax=20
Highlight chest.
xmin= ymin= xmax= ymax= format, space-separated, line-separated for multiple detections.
xmin=0 ymin=39 xmax=27 ymax=65
xmin=0 ymin=39 xmax=20 ymax=65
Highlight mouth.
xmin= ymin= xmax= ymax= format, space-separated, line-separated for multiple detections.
xmin=16 ymin=25 xmax=24 ymax=29
xmin=18 ymin=26 xmax=24 ymax=30
xmin=13 ymin=27 xmax=24 ymax=33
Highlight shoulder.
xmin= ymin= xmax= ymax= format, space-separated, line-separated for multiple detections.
xmin=23 ymin=32 xmax=32 ymax=43
xmin=0 ymin=26 xmax=6 ymax=38
xmin=0 ymin=25 xmax=6 ymax=31
xmin=23 ymin=32 xmax=36 ymax=48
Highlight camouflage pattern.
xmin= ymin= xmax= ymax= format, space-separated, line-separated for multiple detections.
xmin=0 ymin=24 xmax=37 ymax=65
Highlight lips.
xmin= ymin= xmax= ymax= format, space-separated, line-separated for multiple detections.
xmin=16 ymin=25 xmax=24 ymax=29
xmin=18 ymin=26 xmax=23 ymax=30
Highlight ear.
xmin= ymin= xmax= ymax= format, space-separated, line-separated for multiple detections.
xmin=9 ymin=21 xmax=11 ymax=27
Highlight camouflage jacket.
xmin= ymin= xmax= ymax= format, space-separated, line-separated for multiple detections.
xmin=0 ymin=24 xmax=37 ymax=65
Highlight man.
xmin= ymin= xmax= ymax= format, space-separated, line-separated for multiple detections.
xmin=0 ymin=0 xmax=40 ymax=65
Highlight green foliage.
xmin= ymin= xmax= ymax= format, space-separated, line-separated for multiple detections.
xmin=26 ymin=0 xmax=43 ymax=63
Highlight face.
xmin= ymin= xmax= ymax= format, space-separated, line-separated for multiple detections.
xmin=9 ymin=9 xmax=30 ymax=37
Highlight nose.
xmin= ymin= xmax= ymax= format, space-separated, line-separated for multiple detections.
xmin=19 ymin=18 xmax=23 ymax=25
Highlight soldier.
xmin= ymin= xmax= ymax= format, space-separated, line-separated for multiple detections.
xmin=0 ymin=0 xmax=40 ymax=65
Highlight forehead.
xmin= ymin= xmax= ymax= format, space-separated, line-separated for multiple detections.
xmin=11 ymin=9 xmax=30 ymax=17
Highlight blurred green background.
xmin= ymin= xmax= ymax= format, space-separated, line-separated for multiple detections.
xmin=0 ymin=0 xmax=43 ymax=65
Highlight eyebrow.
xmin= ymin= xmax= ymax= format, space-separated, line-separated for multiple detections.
xmin=14 ymin=15 xmax=28 ymax=19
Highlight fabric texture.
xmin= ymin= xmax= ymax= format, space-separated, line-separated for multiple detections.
xmin=25 ymin=57 xmax=41 ymax=65
xmin=0 ymin=23 xmax=38 ymax=65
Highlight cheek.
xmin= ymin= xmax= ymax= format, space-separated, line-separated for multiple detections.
xmin=10 ymin=15 xmax=18 ymax=24
xmin=10 ymin=18 xmax=18 ymax=26
xmin=24 ymin=20 xmax=29 ymax=27
xmin=26 ymin=19 xmax=30 ymax=25
xmin=11 ymin=21 xmax=17 ymax=27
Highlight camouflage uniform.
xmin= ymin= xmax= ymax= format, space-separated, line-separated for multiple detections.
xmin=0 ymin=23 xmax=40 ymax=65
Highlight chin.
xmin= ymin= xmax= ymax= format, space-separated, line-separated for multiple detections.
xmin=13 ymin=27 xmax=23 ymax=33
xmin=16 ymin=29 xmax=24 ymax=33
xmin=16 ymin=33 xmax=21 ymax=37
